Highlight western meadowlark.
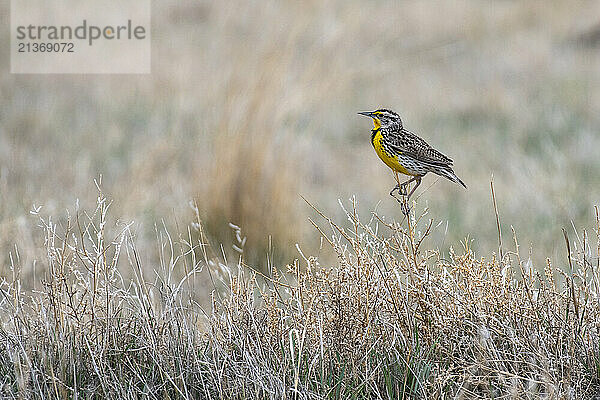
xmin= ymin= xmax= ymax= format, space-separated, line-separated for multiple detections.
xmin=359 ymin=108 xmax=466 ymax=207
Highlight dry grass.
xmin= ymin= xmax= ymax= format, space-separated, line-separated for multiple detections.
xmin=3 ymin=1 xmax=600 ymax=281
xmin=1 ymin=187 xmax=599 ymax=399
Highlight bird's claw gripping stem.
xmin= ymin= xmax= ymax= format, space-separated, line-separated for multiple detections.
xmin=400 ymin=201 xmax=411 ymax=216
xmin=390 ymin=187 xmax=411 ymax=215
xmin=389 ymin=183 xmax=408 ymax=197
xmin=390 ymin=180 xmax=414 ymax=216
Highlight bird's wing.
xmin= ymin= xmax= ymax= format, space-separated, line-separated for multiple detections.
xmin=388 ymin=129 xmax=453 ymax=166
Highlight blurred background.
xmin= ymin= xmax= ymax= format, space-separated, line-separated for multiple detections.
xmin=1 ymin=1 xmax=600 ymax=284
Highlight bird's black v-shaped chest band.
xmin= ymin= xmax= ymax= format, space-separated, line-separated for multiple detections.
xmin=371 ymin=128 xmax=380 ymax=143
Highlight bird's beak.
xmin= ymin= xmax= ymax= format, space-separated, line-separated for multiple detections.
xmin=358 ymin=111 xmax=374 ymax=118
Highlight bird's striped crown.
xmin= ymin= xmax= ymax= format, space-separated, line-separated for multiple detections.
xmin=372 ymin=109 xmax=402 ymax=129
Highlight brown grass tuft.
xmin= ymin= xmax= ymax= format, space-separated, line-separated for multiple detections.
xmin=1 ymin=188 xmax=599 ymax=398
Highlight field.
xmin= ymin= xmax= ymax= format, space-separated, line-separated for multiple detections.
xmin=1 ymin=1 xmax=600 ymax=398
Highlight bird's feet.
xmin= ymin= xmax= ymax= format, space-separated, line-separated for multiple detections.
xmin=389 ymin=183 xmax=408 ymax=197
xmin=390 ymin=187 xmax=411 ymax=215
xmin=389 ymin=185 xmax=403 ymax=203
xmin=390 ymin=183 xmax=411 ymax=215
xmin=400 ymin=201 xmax=411 ymax=216
xmin=399 ymin=183 xmax=408 ymax=196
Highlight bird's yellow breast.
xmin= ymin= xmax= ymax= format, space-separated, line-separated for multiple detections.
xmin=371 ymin=129 xmax=416 ymax=176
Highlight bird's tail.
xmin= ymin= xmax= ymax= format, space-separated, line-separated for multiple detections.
xmin=435 ymin=166 xmax=467 ymax=189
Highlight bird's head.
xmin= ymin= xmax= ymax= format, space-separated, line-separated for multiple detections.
xmin=358 ymin=109 xmax=402 ymax=130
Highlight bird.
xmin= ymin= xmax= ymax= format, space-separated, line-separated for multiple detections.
xmin=358 ymin=108 xmax=466 ymax=209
